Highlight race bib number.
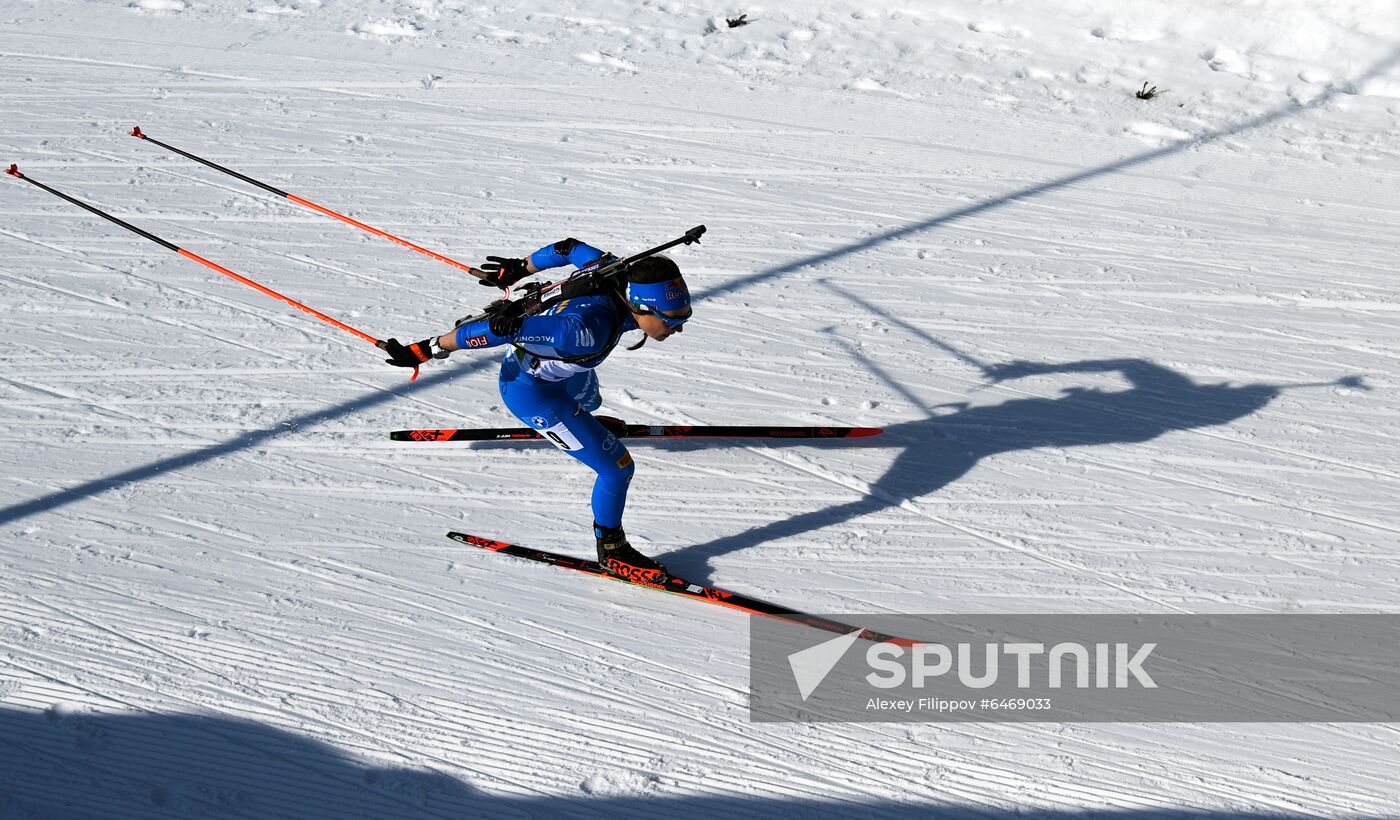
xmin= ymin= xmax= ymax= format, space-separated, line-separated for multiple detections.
xmin=539 ymin=420 xmax=584 ymax=452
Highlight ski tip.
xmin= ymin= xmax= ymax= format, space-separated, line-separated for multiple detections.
xmin=129 ymin=125 xmax=145 ymax=139
xmin=447 ymin=531 xmax=512 ymax=552
xmin=389 ymin=429 xmax=460 ymax=442
xmin=849 ymin=427 xmax=884 ymax=438
xmin=4 ymin=164 xmax=18 ymax=178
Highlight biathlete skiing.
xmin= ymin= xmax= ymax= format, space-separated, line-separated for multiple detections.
xmin=380 ymin=234 xmax=697 ymax=584
xmin=12 ymin=138 xmax=893 ymax=636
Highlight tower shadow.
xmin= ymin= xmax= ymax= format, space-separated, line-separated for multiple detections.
xmin=658 ymin=356 xmax=1362 ymax=585
xmin=695 ymin=47 xmax=1400 ymax=304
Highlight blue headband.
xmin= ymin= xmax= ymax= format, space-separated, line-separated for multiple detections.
xmin=628 ymin=276 xmax=690 ymax=314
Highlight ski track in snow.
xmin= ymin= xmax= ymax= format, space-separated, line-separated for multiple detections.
xmin=3 ymin=0 xmax=1400 ymax=817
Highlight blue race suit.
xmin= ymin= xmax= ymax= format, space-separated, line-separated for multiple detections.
xmin=453 ymin=240 xmax=638 ymax=528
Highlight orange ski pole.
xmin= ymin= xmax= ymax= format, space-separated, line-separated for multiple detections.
xmin=6 ymin=164 xmax=388 ymax=351
xmin=129 ymin=126 xmax=485 ymax=281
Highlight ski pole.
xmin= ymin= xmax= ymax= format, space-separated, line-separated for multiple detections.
xmin=129 ymin=126 xmax=486 ymax=280
xmin=6 ymin=163 xmax=390 ymax=352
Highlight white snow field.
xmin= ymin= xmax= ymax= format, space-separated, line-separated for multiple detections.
xmin=3 ymin=0 xmax=1400 ymax=817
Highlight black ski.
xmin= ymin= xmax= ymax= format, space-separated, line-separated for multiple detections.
xmin=395 ymin=418 xmax=882 ymax=442
xmin=447 ymin=532 xmax=908 ymax=645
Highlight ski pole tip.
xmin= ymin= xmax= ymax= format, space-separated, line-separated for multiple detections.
xmin=130 ymin=126 xmax=145 ymax=138
xmin=4 ymin=164 xmax=18 ymax=178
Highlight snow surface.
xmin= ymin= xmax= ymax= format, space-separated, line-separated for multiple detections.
xmin=2 ymin=0 xmax=1399 ymax=817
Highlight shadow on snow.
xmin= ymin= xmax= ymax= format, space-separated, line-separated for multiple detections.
xmin=0 ymin=705 xmax=1357 ymax=820
xmin=0 ymin=361 xmax=487 ymax=528
xmin=657 ymin=352 xmax=1361 ymax=584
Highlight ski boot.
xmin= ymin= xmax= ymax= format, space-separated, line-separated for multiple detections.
xmin=595 ymin=523 xmax=668 ymax=584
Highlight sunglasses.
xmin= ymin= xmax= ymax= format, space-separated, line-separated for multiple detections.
xmin=632 ymin=304 xmax=692 ymax=330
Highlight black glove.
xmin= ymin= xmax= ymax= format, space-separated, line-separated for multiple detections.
xmin=487 ymin=301 xmax=527 ymax=337
xmin=478 ymin=256 xmax=530 ymax=289
xmin=383 ymin=337 xmax=440 ymax=368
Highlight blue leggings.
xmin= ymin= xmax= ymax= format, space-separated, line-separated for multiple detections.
xmin=498 ymin=353 xmax=634 ymax=528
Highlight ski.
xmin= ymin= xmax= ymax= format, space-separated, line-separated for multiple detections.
xmin=447 ymin=532 xmax=910 ymax=645
xmin=395 ymin=417 xmax=882 ymax=442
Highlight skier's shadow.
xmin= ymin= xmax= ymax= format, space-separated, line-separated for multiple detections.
xmin=658 ymin=356 xmax=1363 ymax=585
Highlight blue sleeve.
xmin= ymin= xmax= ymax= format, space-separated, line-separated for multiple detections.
xmin=453 ymin=317 xmax=511 ymax=351
xmin=528 ymin=238 xmax=605 ymax=271
xmin=452 ymin=312 xmax=579 ymax=353
xmin=454 ymin=307 xmax=610 ymax=358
